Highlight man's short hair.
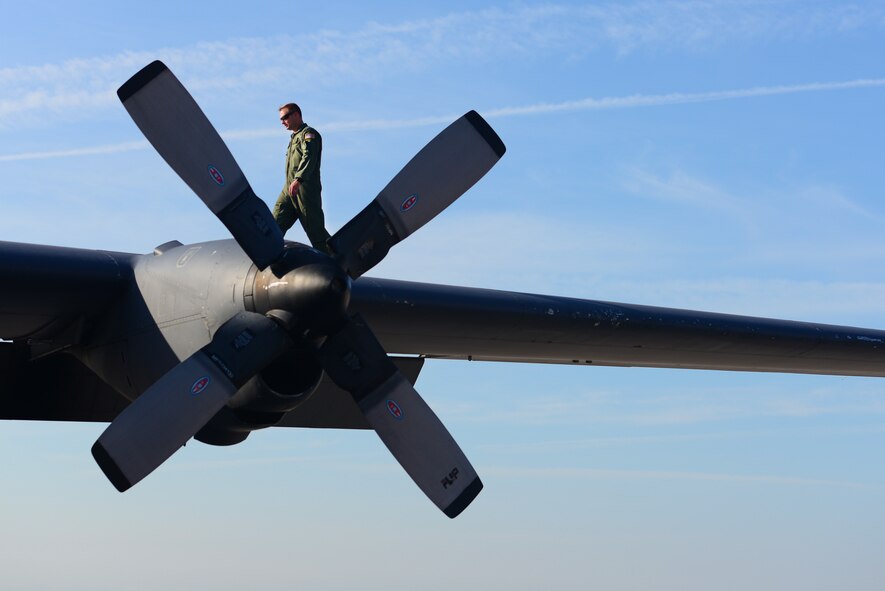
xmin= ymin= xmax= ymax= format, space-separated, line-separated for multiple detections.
xmin=279 ymin=103 xmax=301 ymax=115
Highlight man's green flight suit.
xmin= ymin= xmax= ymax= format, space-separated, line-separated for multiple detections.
xmin=272 ymin=122 xmax=332 ymax=253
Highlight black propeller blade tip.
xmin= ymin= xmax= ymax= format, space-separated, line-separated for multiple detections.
xmin=443 ymin=477 xmax=484 ymax=519
xmin=91 ymin=441 xmax=133 ymax=492
xmin=463 ymin=111 xmax=506 ymax=158
xmin=117 ymin=60 xmax=168 ymax=102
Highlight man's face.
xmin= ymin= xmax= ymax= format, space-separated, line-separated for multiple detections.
xmin=279 ymin=108 xmax=301 ymax=131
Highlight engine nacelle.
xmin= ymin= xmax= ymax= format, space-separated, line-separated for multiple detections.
xmin=195 ymin=347 xmax=324 ymax=446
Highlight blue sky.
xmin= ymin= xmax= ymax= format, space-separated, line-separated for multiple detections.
xmin=3 ymin=1 xmax=885 ymax=589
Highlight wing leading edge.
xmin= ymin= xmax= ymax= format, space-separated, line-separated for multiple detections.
xmin=352 ymin=278 xmax=885 ymax=377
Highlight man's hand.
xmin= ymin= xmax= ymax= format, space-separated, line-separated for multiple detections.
xmin=288 ymin=179 xmax=301 ymax=196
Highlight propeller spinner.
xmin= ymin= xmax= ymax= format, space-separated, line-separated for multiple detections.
xmin=93 ymin=60 xmax=505 ymax=518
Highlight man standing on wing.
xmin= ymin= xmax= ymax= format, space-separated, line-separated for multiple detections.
xmin=272 ymin=103 xmax=332 ymax=253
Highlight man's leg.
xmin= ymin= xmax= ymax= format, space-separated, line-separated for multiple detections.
xmin=297 ymin=186 xmax=332 ymax=254
xmin=272 ymin=193 xmax=299 ymax=234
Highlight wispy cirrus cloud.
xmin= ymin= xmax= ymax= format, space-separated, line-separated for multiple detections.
xmin=2 ymin=2 xmax=885 ymax=128
xmin=0 ymin=140 xmax=150 ymax=162
xmin=592 ymin=1 xmax=885 ymax=53
xmin=619 ymin=167 xmax=745 ymax=215
xmin=485 ymin=79 xmax=885 ymax=118
xmin=3 ymin=77 xmax=884 ymax=161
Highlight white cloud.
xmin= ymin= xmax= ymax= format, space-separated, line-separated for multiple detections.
xmin=3 ymin=2 xmax=885 ymax=128
xmin=485 ymin=79 xmax=885 ymax=118
xmin=592 ymin=1 xmax=885 ymax=53
xmin=619 ymin=167 xmax=745 ymax=214
xmin=4 ymin=77 xmax=885 ymax=160
xmin=0 ymin=140 xmax=148 ymax=162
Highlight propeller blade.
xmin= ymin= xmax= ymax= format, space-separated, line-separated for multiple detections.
xmin=92 ymin=312 xmax=290 ymax=491
xmin=328 ymin=111 xmax=505 ymax=279
xmin=117 ymin=60 xmax=284 ymax=269
xmin=318 ymin=314 xmax=482 ymax=518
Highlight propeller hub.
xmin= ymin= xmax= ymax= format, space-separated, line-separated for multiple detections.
xmin=250 ymin=243 xmax=351 ymax=335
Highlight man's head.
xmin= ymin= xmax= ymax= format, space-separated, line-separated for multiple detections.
xmin=279 ymin=103 xmax=303 ymax=131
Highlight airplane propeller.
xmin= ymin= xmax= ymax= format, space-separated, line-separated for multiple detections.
xmin=92 ymin=311 xmax=291 ymax=491
xmin=93 ymin=60 xmax=505 ymax=517
xmin=116 ymin=61 xmax=285 ymax=270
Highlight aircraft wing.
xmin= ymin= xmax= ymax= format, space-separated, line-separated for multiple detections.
xmin=352 ymin=277 xmax=885 ymax=377
xmin=0 ymin=241 xmax=134 ymax=346
xmin=0 ymin=241 xmax=135 ymax=421
xmin=4 ymin=241 xmax=885 ymax=428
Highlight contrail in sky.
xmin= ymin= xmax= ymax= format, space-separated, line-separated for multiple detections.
xmin=484 ymin=78 xmax=885 ymax=116
xmin=2 ymin=78 xmax=884 ymax=162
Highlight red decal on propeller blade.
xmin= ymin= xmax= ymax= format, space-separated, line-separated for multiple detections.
xmin=387 ymin=399 xmax=404 ymax=419
xmin=191 ymin=376 xmax=210 ymax=395
xmin=400 ymin=194 xmax=418 ymax=212
xmin=208 ymin=166 xmax=225 ymax=186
